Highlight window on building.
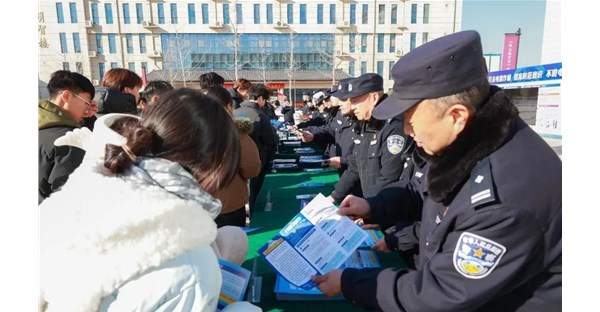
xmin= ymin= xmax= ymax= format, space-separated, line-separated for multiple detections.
xmin=96 ymin=34 xmax=103 ymax=54
xmin=411 ymin=4 xmax=417 ymax=24
xmin=73 ymin=33 xmax=81 ymax=53
xmin=141 ymin=62 xmax=148 ymax=72
xmin=350 ymin=4 xmax=356 ymax=25
xmin=360 ymin=61 xmax=367 ymax=75
xmin=329 ymin=4 xmax=336 ymax=24
xmin=188 ymin=4 xmax=196 ymax=24
xmin=122 ymin=3 xmax=130 ymax=24
xmin=236 ymin=3 xmax=242 ymax=24
xmin=223 ymin=4 xmax=230 ymax=24
xmin=377 ymin=61 xmax=383 ymax=76
xmin=126 ymin=34 xmax=133 ymax=53
xmin=254 ymin=4 xmax=260 ymax=24
xmin=300 ymin=4 xmax=306 ymax=24
xmin=139 ymin=34 xmax=146 ymax=53
xmin=266 ymin=4 xmax=273 ymax=24
xmin=423 ymin=4 xmax=429 ymax=24
xmin=56 ymin=3 xmax=64 ymax=23
xmin=349 ymin=61 xmax=355 ymax=76
xmin=91 ymin=3 xmax=99 ymax=24
xmin=389 ymin=33 xmax=397 ymax=53
xmin=170 ymin=3 xmax=178 ymax=24
xmin=76 ymin=62 xmax=83 ymax=74
xmin=360 ymin=34 xmax=367 ymax=53
xmin=410 ymin=32 xmax=416 ymax=50
xmin=378 ymin=4 xmax=385 ymax=24
xmin=59 ymin=33 xmax=67 ymax=53
xmin=128 ymin=62 xmax=135 ymax=72
xmin=362 ymin=4 xmax=368 ymax=24
xmin=349 ymin=33 xmax=356 ymax=53
xmin=136 ymin=3 xmax=143 ymax=24
xmin=317 ymin=4 xmax=323 ymax=24
xmin=391 ymin=4 xmax=397 ymax=24
xmin=158 ymin=3 xmax=165 ymax=24
xmin=105 ymin=3 xmax=113 ymax=24
xmin=69 ymin=3 xmax=77 ymax=23
xmin=63 ymin=62 xmax=70 ymax=71
xmin=99 ymin=62 xmax=106 ymax=80
xmin=388 ymin=61 xmax=394 ymax=80
xmin=422 ymin=32 xmax=429 ymax=45
xmin=202 ymin=3 xmax=208 ymax=24
xmin=287 ymin=4 xmax=293 ymax=24
xmin=109 ymin=34 xmax=117 ymax=54
xmin=111 ymin=62 xmax=118 ymax=69
xmin=377 ymin=34 xmax=384 ymax=53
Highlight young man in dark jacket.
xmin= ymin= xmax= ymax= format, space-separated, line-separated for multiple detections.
xmin=38 ymin=70 xmax=95 ymax=203
xmin=313 ymin=30 xmax=562 ymax=312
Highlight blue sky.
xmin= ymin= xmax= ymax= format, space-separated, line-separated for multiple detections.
xmin=461 ymin=0 xmax=547 ymax=68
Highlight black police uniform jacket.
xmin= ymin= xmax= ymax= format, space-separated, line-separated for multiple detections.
xmin=330 ymin=102 xmax=413 ymax=202
xmin=234 ymin=100 xmax=279 ymax=165
xmin=341 ymin=87 xmax=562 ymax=311
xmin=307 ymin=109 xmax=357 ymax=177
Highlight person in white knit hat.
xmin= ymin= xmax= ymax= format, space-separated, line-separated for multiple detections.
xmin=41 ymin=88 xmax=260 ymax=312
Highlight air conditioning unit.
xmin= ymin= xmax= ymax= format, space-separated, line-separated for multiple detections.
xmin=92 ymin=79 xmax=100 ymax=86
xmin=84 ymin=20 xmax=94 ymax=28
xmin=148 ymin=50 xmax=162 ymax=58
xmin=274 ymin=21 xmax=289 ymax=29
xmin=209 ymin=21 xmax=224 ymax=29
xmin=142 ymin=20 xmax=156 ymax=28
xmin=335 ymin=50 xmax=344 ymax=56
xmin=395 ymin=50 xmax=403 ymax=57
xmin=336 ymin=21 xmax=351 ymax=30
xmin=88 ymin=51 xmax=97 ymax=57
xmin=397 ymin=25 xmax=408 ymax=31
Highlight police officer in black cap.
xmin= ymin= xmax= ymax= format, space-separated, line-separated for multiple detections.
xmin=299 ymin=78 xmax=361 ymax=180
xmin=326 ymin=73 xmax=413 ymax=204
xmin=312 ymin=30 xmax=561 ymax=311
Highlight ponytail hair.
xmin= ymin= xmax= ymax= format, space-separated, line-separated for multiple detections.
xmin=104 ymin=116 xmax=154 ymax=173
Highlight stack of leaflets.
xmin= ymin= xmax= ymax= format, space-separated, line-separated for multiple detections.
xmin=273 ymin=249 xmax=381 ymax=301
xmin=272 ymin=163 xmax=299 ymax=172
xmin=272 ymin=158 xmax=297 ymax=164
xmin=217 ymin=259 xmax=252 ymax=311
xmin=293 ymin=147 xmax=316 ymax=154
xmin=282 ymin=140 xmax=302 ymax=146
xmin=298 ymin=155 xmax=329 ymax=168
xmin=258 ymin=194 xmax=369 ymax=290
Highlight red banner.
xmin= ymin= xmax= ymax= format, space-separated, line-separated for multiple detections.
xmin=501 ymin=33 xmax=520 ymax=70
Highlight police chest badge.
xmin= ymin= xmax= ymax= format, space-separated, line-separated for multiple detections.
xmin=386 ymin=135 xmax=404 ymax=155
xmin=453 ymin=232 xmax=506 ymax=279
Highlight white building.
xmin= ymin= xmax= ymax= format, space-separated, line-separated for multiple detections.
xmin=38 ymin=0 xmax=462 ymax=101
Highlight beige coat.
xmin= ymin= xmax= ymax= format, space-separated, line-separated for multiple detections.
xmin=214 ymin=119 xmax=261 ymax=214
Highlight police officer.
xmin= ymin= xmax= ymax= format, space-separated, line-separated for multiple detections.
xmin=312 ymin=30 xmax=561 ymax=311
xmin=327 ymin=73 xmax=413 ymax=203
xmin=299 ymin=78 xmax=359 ymax=178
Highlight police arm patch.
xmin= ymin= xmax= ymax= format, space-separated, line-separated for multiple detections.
xmin=453 ymin=232 xmax=506 ymax=279
xmin=386 ymin=134 xmax=405 ymax=155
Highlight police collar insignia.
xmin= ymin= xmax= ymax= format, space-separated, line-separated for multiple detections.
xmin=386 ymin=134 xmax=405 ymax=155
xmin=453 ymin=232 xmax=506 ymax=279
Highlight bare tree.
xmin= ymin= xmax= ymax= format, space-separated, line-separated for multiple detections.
xmin=228 ymin=0 xmax=244 ymax=81
xmin=283 ymin=30 xmax=299 ymax=104
xmin=161 ymin=28 xmax=193 ymax=87
xmin=315 ymin=32 xmax=345 ymax=84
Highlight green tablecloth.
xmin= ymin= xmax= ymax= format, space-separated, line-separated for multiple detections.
xmin=242 ymin=166 xmax=404 ymax=312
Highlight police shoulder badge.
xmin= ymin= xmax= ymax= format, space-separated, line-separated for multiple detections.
xmin=453 ymin=232 xmax=506 ymax=279
xmin=386 ymin=135 xmax=405 ymax=155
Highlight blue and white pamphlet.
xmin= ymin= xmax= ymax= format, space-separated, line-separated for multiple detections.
xmin=274 ymin=249 xmax=381 ymax=300
xmin=258 ymin=194 xmax=368 ymax=289
xmin=217 ymin=259 xmax=252 ymax=311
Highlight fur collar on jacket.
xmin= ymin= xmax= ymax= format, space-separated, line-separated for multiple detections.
xmin=421 ymin=86 xmax=519 ymax=203
xmin=235 ymin=118 xmax=253 ymax=135
xmin=40 ymin=114 xmax=221 ymax=312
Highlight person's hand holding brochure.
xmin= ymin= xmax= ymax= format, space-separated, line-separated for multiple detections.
xmin=258 ymin=194 xmax=368 ymax=289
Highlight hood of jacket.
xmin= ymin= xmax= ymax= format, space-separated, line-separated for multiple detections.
xmin=420 ymin=86 xmax=520 ymax=203
xmin=40 ymin=114 xmax=221 ymax=312
xmin=38 ymin=99 xmax=81 ymax=130
xmin=96 ymin=88 xmax=138 ymax=115
xmin=234 ymin=117 xmax=253 ymax=135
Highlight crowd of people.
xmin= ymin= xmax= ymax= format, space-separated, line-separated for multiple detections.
xmin=38 ymin=30 xmax=561 ymax=312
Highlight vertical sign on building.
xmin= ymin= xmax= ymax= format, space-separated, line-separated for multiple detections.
xmin=501 ymin=28 xmax=521 ymax=70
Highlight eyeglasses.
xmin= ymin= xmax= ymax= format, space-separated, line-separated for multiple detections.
xmin=72 ymin=93 xmax=92 ymax=110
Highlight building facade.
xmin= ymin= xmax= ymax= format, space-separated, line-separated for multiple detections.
xmin=38 ymin=0 xmax=463 ymax=100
